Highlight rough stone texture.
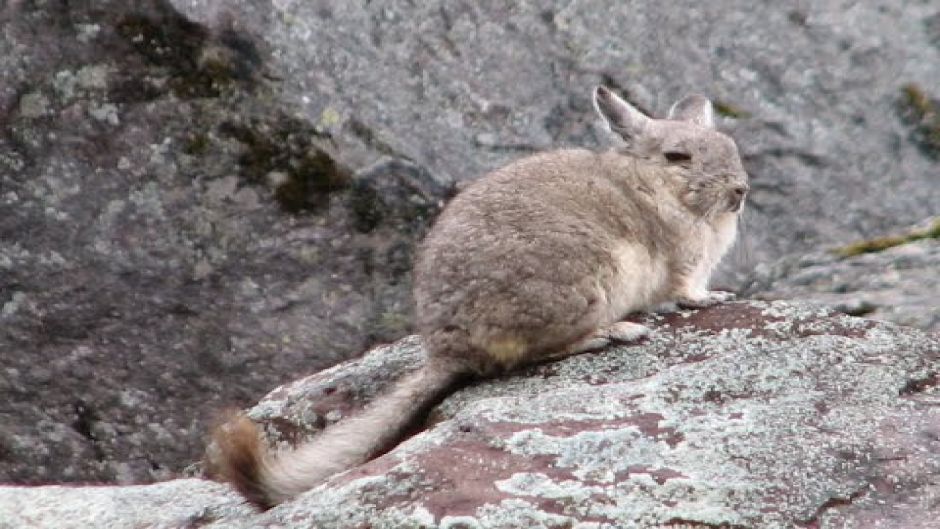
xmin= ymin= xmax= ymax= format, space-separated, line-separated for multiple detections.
xmin=0 ymin=479 xmax=252 ymax=529
xmin=166 ymin=0 xmax=940 ymax=271
xmin=0 ymin=0 xmax=451 ymax=485
xmin=3 ymin=0 xmax=940 ymax=486
xmin=743 ymin=225 xmax=940 ymax=333
xmin=3 ymin=301 xmax=938 ymax=528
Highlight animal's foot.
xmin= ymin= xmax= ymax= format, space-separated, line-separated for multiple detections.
xmin=565 ymin=335 xmax=611 ymax=356
xmin=675 ymin=291 xmax=735 ymax=309
xmin=603 ymin=321 xmax=651 ymax=343
xmin=564 ymin=322 xmax=650 ymax=356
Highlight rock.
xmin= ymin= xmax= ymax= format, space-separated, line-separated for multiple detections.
xmin=0 ymin=479 xmax=252 ymax=529
xmin=743 ymin=220 xmax=940 ymax=333
xmin=3 ymin=0 xmax=940 ymax=486
xmin=164 ymin=0 xmax=940 ymax=276
xmin=3 ymin=301 xmax=938 ymax=528
xmin=0 ymin=0 xmax=450 ymax=485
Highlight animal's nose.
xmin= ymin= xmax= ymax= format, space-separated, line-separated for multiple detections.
xmin=733 ymin=184 xmax=749 ymax=197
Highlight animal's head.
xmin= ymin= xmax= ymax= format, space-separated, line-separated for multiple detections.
xmin=593 ymin=86 xmax=748 ymax=218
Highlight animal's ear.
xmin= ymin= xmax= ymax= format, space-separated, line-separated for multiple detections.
xmin=593 ymin=86 xmax=651 ymax=143
xmin=668 ymin=94 xmax=715 ymax=129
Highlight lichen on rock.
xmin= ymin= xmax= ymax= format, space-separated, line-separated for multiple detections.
xmin=4 ymin=301 xmax=939 ymax=528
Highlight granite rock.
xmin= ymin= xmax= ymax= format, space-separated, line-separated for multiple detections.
xmin=2 ymin=301 xmax=938 ymax=528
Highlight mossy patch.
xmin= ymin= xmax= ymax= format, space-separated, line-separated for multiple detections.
xmin=373 ymin=311 xmax=413 ymax=340
xmin=895 ymin=83 xmax=940 ymax=160
xmin=113 ymin=3 xmax=260 ymax=101
xmin=219 ymin=118 xmax=350 ymax=214
xmin=713 ymin=100 xmax=752 ymax=119
xmin=348 ymin=182 xmax=385 ymax=233
xmin=346 ymin=159 xmax=455 ymax=235
xmin=787 ymin=10 xmax=809 ymax=26
xmin=835 ymin=218 xmax=940 ymax=257
xmin=181 ymin=132 xmax=210 ymax=156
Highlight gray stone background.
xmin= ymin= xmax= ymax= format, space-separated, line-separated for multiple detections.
xmin=1 ymin=0 xmax=938 ymax=485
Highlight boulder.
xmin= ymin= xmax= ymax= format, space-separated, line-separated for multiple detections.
xmin=744 ymin=219 xmax=940 ymax=333
xmin=3 ymin=0 xmax=939 ymax=484
xmin=0 ymin=0 xmax=450 ymax=484
xmin=2 ymin=301 xmax=937 ymax=528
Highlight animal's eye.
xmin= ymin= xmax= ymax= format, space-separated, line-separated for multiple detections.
xmin=663 ymin=151 xmax=692 ymax=164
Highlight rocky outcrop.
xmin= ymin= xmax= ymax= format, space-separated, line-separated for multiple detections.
xmin=2 ymin=301 xmax=938 ymax=528
xmin=2 ymin=0 xmax=939 ymax=486
xmin=744 ymin=219 xmax=940 ymax=333
xmin=0 ymin=0 xmax=450 ymax=484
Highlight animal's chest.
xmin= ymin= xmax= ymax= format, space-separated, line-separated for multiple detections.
xmin=702 ymin=213 xmax=739 ymax=269
xmin=719 ymin=213 xmax=738 ymax=250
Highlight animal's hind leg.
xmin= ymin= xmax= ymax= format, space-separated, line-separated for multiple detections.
xmin=554 ymin=321 xmax=650 ymax=359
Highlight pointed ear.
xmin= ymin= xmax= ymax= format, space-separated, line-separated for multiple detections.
xmin=593 ymin=86 xmax=651 ymax=143
xmin=668 ymin=94 xmax=715 ymax=129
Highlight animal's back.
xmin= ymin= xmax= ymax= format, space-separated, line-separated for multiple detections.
xmin=414 ymin=148 xmax=681 ymax=372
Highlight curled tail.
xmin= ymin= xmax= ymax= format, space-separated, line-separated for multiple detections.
xmin=210 ymin=361 xmax=463 ymax=509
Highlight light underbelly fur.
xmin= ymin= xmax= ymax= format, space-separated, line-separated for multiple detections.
xmin=602 ymin=241 xmax=669 ymax=322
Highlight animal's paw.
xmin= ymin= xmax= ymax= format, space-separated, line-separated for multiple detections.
xmin=675 ymin=291 xmax=735 ymax=309
xmin=604 ymin=321 xmax=651 ymax=343
xmin=561 ymin=322 xmax=651 ymax=357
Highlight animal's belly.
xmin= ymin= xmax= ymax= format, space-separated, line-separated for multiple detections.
xmin=602 ymin=242 xmax=669 ymax=322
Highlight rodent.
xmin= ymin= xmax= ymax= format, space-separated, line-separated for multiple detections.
xmin=210 ymin=85 xmax=749 ymax=509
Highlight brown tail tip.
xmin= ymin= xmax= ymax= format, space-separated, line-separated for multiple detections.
xmin=208 ymin=413 xmax=276 ymax=510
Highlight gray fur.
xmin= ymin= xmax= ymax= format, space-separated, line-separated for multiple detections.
xmin=213 ymin=86 xmax=749 ymax=507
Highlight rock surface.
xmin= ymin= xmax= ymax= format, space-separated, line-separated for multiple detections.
xmin=3 ymin=0 xmax=940 ymax=485
xmin=2 ymin=301 xmax=938 ymax=528
xmin=0 ymin=0 xmax=451 ymax=484
xmin=744 ymin=220 xmax=940 ymax=333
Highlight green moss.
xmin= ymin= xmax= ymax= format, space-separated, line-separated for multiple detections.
xmin=713 ymin=100 xmax=752 ymax=119
xmin=901 ymin=84 xmax=933 ymax=115
xmin=170 ymin=55 xmax=239 ymax=99
xmin=348 ymin=182 xmax=384 ymax=233
xmin=896 ymin=83 xmax=940 ymax=160
xmin=835 ymin=218 xmax=940 ymax=257
xmin=376 ymin=311 xmax=412 ymax=336
xmin=274 ymin=149 xmax=348 ymax=213
xmin=346 ymin=161 xmax=454 ymax=235
xmin=115 ymin=14 xmax=203 ymax=67
xmin=787 ymin=10 xmax=808 ymax=26
xmin=115 ymin=10 xmax=254 ymax=100
xmin=220 ymin=118 xmax=349 ymax=213
xmin=182 ymin=133 xmax=210 ymax=156
xmin=836 ymin=236 xmax=908 ymax=257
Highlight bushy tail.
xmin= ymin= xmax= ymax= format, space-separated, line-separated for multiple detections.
xmin=210 ymin=361 xmax=463 ymax=509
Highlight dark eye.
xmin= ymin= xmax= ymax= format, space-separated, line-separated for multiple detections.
xmin=663 ymin=151 xmax=692 ymax=164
